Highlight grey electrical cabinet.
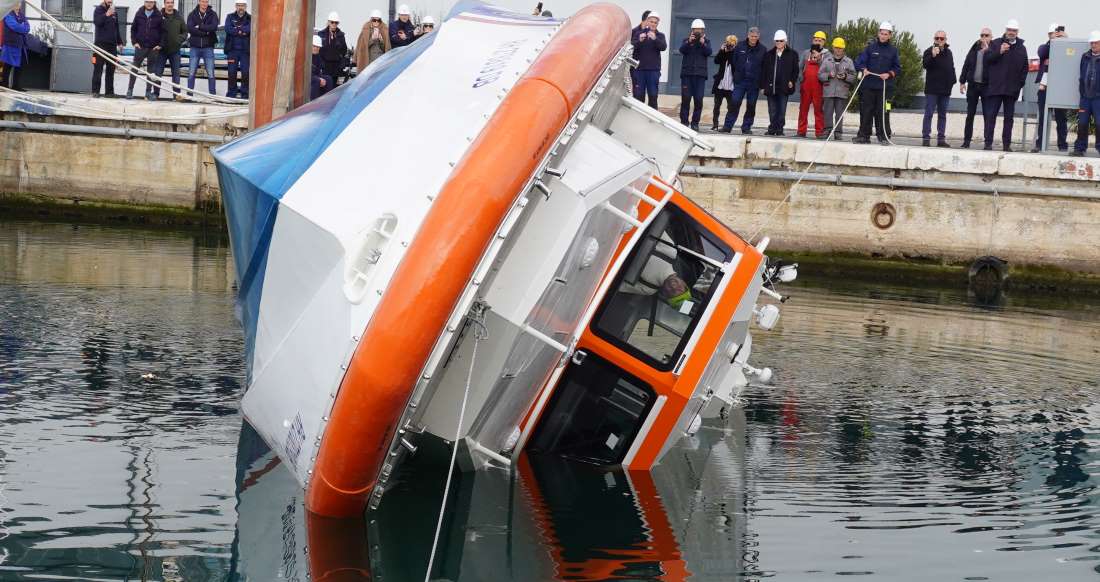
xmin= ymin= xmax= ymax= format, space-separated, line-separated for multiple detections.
xmin=50 ymin=46 xmax=94 ymax=93
xmin=1046 ymin=38 xmax=1090 ymax=109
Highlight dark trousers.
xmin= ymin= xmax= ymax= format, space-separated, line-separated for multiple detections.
xmin=322 ymin=60 xmax=343 ymax=86
xmin=723 ymin=83 xmax=760 ymax=132
xmin=153 ymin=50 xmax=182 ymax=98
xmin=857 ymin=88 xmax=887 ymax=140
xmin=127 ymin=47 xmax=158 ymax=96
xmin=963 ymin=82 xmax=986 ymax=144
xmin=922 ymin=94 xmax=950 ymax=140
xmin=227 ymin=50 xmax=250 ymax=98
xmin=1075 ymin=96 xmax=1100 ymax=153
xmin=679 ymin=76 xmax=705 ymax=126
xmin=983 ymin=94 xmax=1016 ymax=148
xmin=633 ymin=69 xmax=660 ymax=108
xmin=311 ymin=73 xmax=333 ymax=100
xmin=1035 ymin=89 xmax=1069 ymax=149
xmin=91 ymin=42 xmax=118 ymax=95
xmin=0 ymin=62 xmax=19 ymax=90
xmin=766 ymin=93 xmax=789 ymax=133
xmin=712 ymin=89 xmax=732 ymax=127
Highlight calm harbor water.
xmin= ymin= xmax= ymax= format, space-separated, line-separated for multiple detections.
xmin=1 ymin=218 xmax=1098 ymax=581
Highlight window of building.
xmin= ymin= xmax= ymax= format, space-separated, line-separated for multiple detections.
xmin=41 ymin=0 xmax=82 ymax=19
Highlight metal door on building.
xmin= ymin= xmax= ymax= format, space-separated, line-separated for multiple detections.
xmin=667 ymin=0 xmax=836 ymax=94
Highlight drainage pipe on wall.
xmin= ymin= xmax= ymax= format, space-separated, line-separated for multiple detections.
xmin=679 ymin=165 xmax=1100 ymax=202
xmin=0 ymin=120 xmax=232 ymax=144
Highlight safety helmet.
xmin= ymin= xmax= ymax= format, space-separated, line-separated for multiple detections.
xmin=422 ymin=16 xmax=434 ymax=25
xmin=370 ymin=9 xmax=382 ymax=19
xmin=832 ymin=37 xmax=846 ymax=49
xmin=1089 ymin=30 xmax=1100 ymax=43
xmin=879 ymin=21 xmax=894 ymax=32
xmin=813 ymin=30 xmax=827 ymax=40
xmin=398 ymin=4 xmax=411 ymax=16
xmin=774 ymin=29 xmax=787 ymax=42
xmin=327 ymin=11 xmax=339 ymax=22
xmin=1005 ymin=19 xmax=1020 ymax=30
xmin=690 ymin=18 xmax=704 ymax=29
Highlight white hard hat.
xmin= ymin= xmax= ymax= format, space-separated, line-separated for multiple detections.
xmin=235 ymin=0 xmax=247 ymax=6
xmin=312 ymin=35 xmax=322 ymax=48
xmin=1089 ymin=30 xmax=1100 ymax=43
xmin=398 ymin=4 xmax=411 ymax=15
xmin=690 ymin=18 xmax=705 ymax=29
xmin=327 ymin=11 xmax=339 ymax=22
xmin=1005 ymin=19 xmax=1020 ymax=30
xmin=647 ymin=11 xmax=660 ymax=19
xmin=422 ymin=16 xmax=434 ymax=25
xmin=774 ymin=29 xmax=787 ymax=41
xmin=879 ymin=21 xmax=893 ymax=32
xmin=1048 ymin=23 xmax=1061 ymax=33
xmin=370 ymin=9 xmax=382 ymax=19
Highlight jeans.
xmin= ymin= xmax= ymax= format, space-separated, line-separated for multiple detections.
xmin=1075 ymin=96 xmax=1100 ymax=153
xmin=922 ymin=94 xmax=950 ymax=140
xmin=712 ymin=89 xmax=732 ymax=127
xmin=154 ymin=50 xmax=182 ymax=98
xmin=723 ymin=83 xmax=760 ymax=132
xmin=766 ymin=93 xmax=790 ymax=133
xmin=127 ymin=47 xmax=158 ymax=96
xmin=226 ymin=49 xmax=250 ymax=98
xmin=1035 ymin=89 xmax=1069 ymax=149
xmin=857 ymin=88 xmax=887 ymax=140
xmin=983 ymin=94 xmax=1016 ymax=148
xmin=963 ymin=82 xmax=987 ymax=144
xmin=823 ymin=96 xmax=847 ymax=136
xmin=91 ymin=41 xmax=118 ymax=95
xmin=633 ymin=69 xmax=660 ymax=108
xmin=679 ymin=76 xmax=706 ymax=126
xmin=187 ymin=46 xmax=216 ymax=95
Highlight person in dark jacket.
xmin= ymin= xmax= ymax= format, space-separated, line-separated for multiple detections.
xmin=720 ymin=27 xmax=765 ymax=134
xmin=153 ymin=0 xmax=187 ymax=100
xmin=629 ymin=10 xmax=650 ymax=96
xmin=127 ymin=0 xmax=163 ymax=100
xmin=678 ymin=19 xmax=711 ymax=131
xmin=391 ymin=4 xmax=415 ymax=48
xmin=921 ymin=31 xmax=956 ymax=147
xmin=958 ymin=28 xmax=992 ymax=148
xmin=630 ymin=12 xmax=666 ymax=109
xmin=1033 ymin=24 xmax=1069 ymax=152
xmin=982 ymin=20 xmax=1028 ymax=151
xmin=224 ymin=1 xmax=251 ymax=98
xmin=853 ymin=22 xmax=901 ymax=144
xmin=318 ymin=12 xmax=348 ymax=87
xmin=92 ymin=0 xmax=124 ymax=97
xmin=711 ymin=34 xmax=737 ymax=130
xmin=760 ymin=30 xmax=799 ymax=136
xmin=0 ymin=4 xmax=29 ymax=90
xmin=186 ymin=0 xmax=218 ymax=97
xmin=310 ymin=35 xmax=331 ymax=100
xmin=1070 ymin=32 xmax=1100 ymax=157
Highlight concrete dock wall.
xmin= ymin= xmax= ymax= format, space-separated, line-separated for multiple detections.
xmin=683 ymin=136 xmax=1100 ymax=274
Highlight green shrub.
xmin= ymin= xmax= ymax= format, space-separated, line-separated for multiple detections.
xmin=833 ymin=18 xmax=922 ymax=109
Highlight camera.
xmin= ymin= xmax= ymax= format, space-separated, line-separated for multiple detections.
xmin=811 ymin=45 xmax=822 ymax=52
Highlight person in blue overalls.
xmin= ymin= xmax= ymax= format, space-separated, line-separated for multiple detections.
xmin=224 ymin=0 xmax=251 ymax=99
xmin=1070 ymin=31 xmax=1100 ymax=157
xmin=0 ymin=3 xmax=30 ymax=90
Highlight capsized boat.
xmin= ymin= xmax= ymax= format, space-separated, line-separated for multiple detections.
xmin=212 ymin=0 xmax=793 ymax=519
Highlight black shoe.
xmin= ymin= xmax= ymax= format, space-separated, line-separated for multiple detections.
xmin=718 ymin=127 xmax=732 ymax=134
xmin=983 ymin=144 xmax=993 ymax=151
xmin=741 ymin=129 xmax=753 ymax=135
xmin=1003 ymin=145 xmax=1013 ymax=152
xmin=1058 ymin=146 xmax=1069 ymax=152
xmin=775 ymin=130 xmax=785 ymax=136
xmin=937 ymin=140 xmax=950 ymax=148
xmin=961 ymin=140 xmax=971 ymax=149
xmin=1029 ymin=146 xmax=1040 ymax=153
xmin=878 ymin=138 xmax=890 ymax=145
xmin=853 ymin=136 xmax=870 ymax=144
xmin=796 ymin=132 xmax=807 ymax=138
xmin=711 ymin=125 xmax=719 ymax=131
xmin=922 ymin=139 xmax=931 ymax=147
xmin=92 ymin=93 xmax=102 ymax=98
xmin=1069 ymin=150 xmax=1084 ymax=157
xmin=690 ymin=124 xmax=700 ymax=131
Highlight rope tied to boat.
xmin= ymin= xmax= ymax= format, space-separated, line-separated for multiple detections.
xmin=423 ymin=302 xmax=489 ymax=581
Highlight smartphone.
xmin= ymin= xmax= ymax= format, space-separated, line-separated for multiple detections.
xmin=535 ymin=2 xmax=542 ymax=13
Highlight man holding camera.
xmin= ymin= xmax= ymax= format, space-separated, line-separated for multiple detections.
xmin=921 ymin=31 xmax=956 ymax=147
xmin=853 ymin=22 xmax=900 ymax=144
xmin=630 ymin=11 xmax=666 ymax=109
xmin=982 ymin=20 xmax=1028 ymax=151
xmin=391 ymin=5 xmax=415 ymax=48
xmin=1033 ymin=24 xmax=1069 ymax=152
xmin=92 ymin=0 xmax=124 ymax=97
xmin=958 ymin=28 xmax=992 ymax=149
xmin=797 ymin=31 xmax=828 ymax=138
xmin=679 ymin=19 xmax=711 ymax=131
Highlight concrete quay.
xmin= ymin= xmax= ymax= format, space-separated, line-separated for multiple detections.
xmin=683 ymin=134 xmax=1100 ymax=280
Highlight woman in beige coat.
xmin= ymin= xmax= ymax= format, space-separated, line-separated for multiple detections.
xmin=355 ymin=10 xmax=391 ymax=72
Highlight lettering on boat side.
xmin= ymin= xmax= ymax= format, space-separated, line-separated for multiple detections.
xmin=283 ymin=413 xmax=306 ymax=472
xmin=473 ymin=40 xmax=527 ymax=88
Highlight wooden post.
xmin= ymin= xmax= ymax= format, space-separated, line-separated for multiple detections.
xmin=249 ymin=0 xmax=315 ymax=129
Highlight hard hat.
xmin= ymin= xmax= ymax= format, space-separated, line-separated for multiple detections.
xmin=234 ymin=0 xmax=247 ymax=5
xmin=690 ymin=18 xmax=705 ymax=29
xmin=327 ymin=11 xmax=339 ymax=22
xmin=312 ymin=35 xmax=322 ymax=48
xmin=1089 ymin=30 xmax=1100 ymax=43
xmin=370 ymin=9 xmax=382 ymax=19
xmin=1048 ymin=22 xmax=1061 ymax=33
xmin=832 ymin=37 xmax=846 ymax=49
xmin=1005 ymin=19 xmax=1020 ymax=30
xmin=774 ymin=29 xmax=787 ymax=41
xmin=397 ymin=4 xmax=411 ymax=16
xmin=879 ymin=21 xmax=893 ymax=32
xmin=813 ymin=30 xmax=827 ymax=40
xmin=647 ymin=11 xmax=660 ymax=20
xmin=422 ymin=16 xmax=434 ymax=25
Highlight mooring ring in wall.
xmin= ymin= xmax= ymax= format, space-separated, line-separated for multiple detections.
xmin=871 ymin=202 xmax=896 ymax=230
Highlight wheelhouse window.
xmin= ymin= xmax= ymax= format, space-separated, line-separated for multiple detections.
xmin=592 ymin=205 xmax=732 ymax=370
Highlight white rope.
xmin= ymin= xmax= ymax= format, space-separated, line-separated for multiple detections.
xmin=423 ymin=308 xmax=489 ymax=582
xmin=747 ymin=74 xmax=868 ymax=243
xmin=0 ymin=442 xmax=11 ymax=568
xmin=23 ymin=0 xmax=247 ymax=105
xmin=0 ymin=85 xmax=245 ymax=121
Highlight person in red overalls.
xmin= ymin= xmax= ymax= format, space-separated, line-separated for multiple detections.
xmin=797 ymin=30 xmax=828 ymax=138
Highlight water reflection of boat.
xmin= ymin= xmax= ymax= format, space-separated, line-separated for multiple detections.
xmin=214 ymin=0 xmax=788 ymax=519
